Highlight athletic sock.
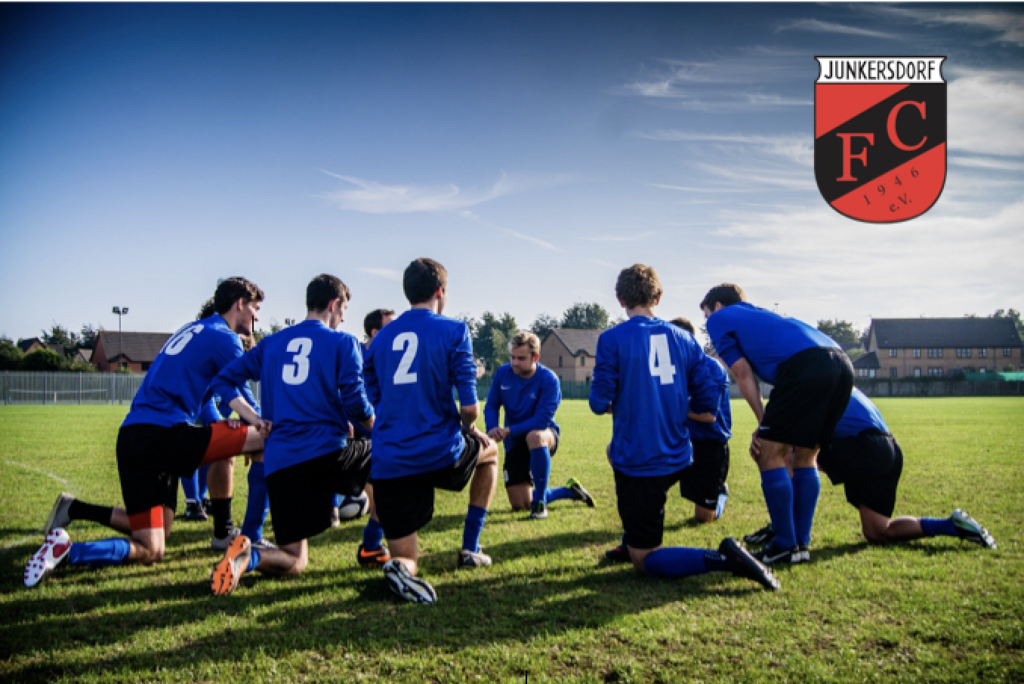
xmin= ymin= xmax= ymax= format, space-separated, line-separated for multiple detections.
xmin=198 ymin=465 xmax=210 ymax=501
xmin=67 ymin=500 xmax=115 ymax=527
xmin=332 ymin=493 xmax=343 ymax=509
xmin=462 ymin=505 xmax=487 ymax=553
xmin=530 ymin=446 xmax=552 ymax=506
xmin=792 ymin=467 xmax=821 ymax=548
xmin=67 ymin=538 xmax=131 ymax=567
xmin=546 ymin=487 xmax=573 ymax=503
xmin=181 ymin=471 xmax=201 ymax=502
xmin=210 ymin=498 xmax=234 ymax=538
xmin=760 ymin=467 xmax=797 ymax=550
xmin=247 ymin=547 xmax=262 ymax=573
xmin=703 ymin=549 xmax=731 ymax=573
xmin=362 ymin=518 xmax=385 ymax=551
xmin=241 ymin=461 xmax=268 ymax=541
xmin=920 ymin=517 xmax=958 ymax=537
xmin=642 ymin=547 xmax=709 ymax=578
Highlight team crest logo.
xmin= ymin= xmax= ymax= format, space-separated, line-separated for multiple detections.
xmin=814 ymin=56 xmax=946 ymax=223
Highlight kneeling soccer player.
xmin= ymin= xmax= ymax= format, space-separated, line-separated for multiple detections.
xmin=207 ymin=274 xmax=383 ymax=595
xmin=26 ymin=278 xmax=267 ymax=588
xmin=589 ymin=264 xmax=778 ymax=591
xmin=365 ymin=258 xmax=500 ymax=604
xmin=485 ymin=330 xmax=595 ymax=520
xmin=744 ymin=388 xmax=996 ymax=550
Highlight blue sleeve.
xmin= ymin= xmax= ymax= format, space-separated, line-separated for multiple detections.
xmin=685 ymin=342 xmax=718 ymax=416
xmin=484 ymin=367 xmax=502 ymax=431
xmin=337 ymin=336 xmax=374 ymax=422
xmin=450 ymin=323 xmax=478 ymax=407
xmin=364 ymin=343 xmax=380 ymax=407
xmin=589 ymin=331 xmax=616 ymax=415
xmin=707 ymin=314 xmax=744 ymax=369
xmin=198 ymin=395 xmax=222 ymax=425
xmin=211 ymin=342 xmax=263 ymax=407
xmin=508 ymin=371 xmax=560 ymax=438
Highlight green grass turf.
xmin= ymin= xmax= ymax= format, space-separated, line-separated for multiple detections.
xmin=1 ymin=399 xmax=1022 ymax=683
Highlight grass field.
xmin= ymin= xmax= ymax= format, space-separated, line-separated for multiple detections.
xmin=1 ymin=399 xmax=1022 ymax=683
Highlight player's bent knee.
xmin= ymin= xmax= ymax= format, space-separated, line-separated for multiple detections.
xmin=526 ymin=431 xmax=544 ymax=450
xmin=694 ymin=507 xmax=717 ymax=524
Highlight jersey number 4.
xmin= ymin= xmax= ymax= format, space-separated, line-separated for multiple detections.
xmin=283 ymin=337 xmax=313 ymax=385
xmin=649 ymin=334 xmax=677 ymax=385
xmin=393 ymin=332 xmax=418 ymax=385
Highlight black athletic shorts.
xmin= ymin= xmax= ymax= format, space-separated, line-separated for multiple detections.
xmin=759 ymin=347 xmax=854 ymax=449
xmin=818 ymin=430 xmax=903 ymax=518
xmin=265 ymin=438 xmax=372 ymax=546
xmin=373 ymin=429 xmax=485 ymax=541
xmin=502 ymin=430 xmax=559 ymax=487
xmin=678 ymin=439 xmax=730 ymax=508
xmin=614 ymin=466 xmax=690 ymax=550
xmin=116 ymin=423 xmax=214 ymax=519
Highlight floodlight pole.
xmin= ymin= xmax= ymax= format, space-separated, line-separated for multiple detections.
xmin=112 ymin=306 xmax=129 ymax=370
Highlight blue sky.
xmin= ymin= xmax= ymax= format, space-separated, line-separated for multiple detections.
xmin=2 ymin=2 xmax=1022 ymax=344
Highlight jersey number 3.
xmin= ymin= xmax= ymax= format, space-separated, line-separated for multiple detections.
xmin=393 ymin=332 xmax=419 ymax=385
xmin=283 ymin=337 xmax=313 ymax=385
xmin=649 ymin=334 xmax=677 ymax=385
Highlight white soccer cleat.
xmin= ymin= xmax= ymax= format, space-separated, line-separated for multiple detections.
xmin=383 ymin=559 xmax=437 ymax=604
xmin=25 ymin=528 xmax=72 ymax=588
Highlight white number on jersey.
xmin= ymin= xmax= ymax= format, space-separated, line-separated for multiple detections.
xmin=649 ymin=334 xmax=677 ymax=385
xmin=283 ymin=337 xmax=313 ymax=385
xmin=163 ymin=324 xmax=204 ymax=356
xmin=393 ymin=332 xmax=419 ymax=385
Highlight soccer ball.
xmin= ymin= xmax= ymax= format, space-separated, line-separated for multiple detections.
xmin=337 ymin=492 xmax=370 ymax=521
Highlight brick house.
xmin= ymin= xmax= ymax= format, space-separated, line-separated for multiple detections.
xmin=93 ymin=331 xmax=172 ymax=373
xmin=539 ymin=328 xmax=601 ymax=383
xmin=17 ymin=338 xmax=65 ymax=357
xmin=862 ymin=318 xmax=1022 ymax=378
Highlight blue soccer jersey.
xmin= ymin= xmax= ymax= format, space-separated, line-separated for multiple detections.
xmin=212 ymin=319 xmax=373 ymax=476
xmin=123 ymin=314 xmax=243 ymax=429
xmin=589 ymin=316 xmax=718 ymax=477
xmin=484 ymin=363 xmax=561 ymax=444
xmin=833 ymin=388 xmax=889 ymax=439
xmin=686 ymin=355 xmax=732 ymax=443
xmin=365 ymin=308 xmax=477 ymax=479
xmin=706 ymin=302 xmax=840 ymax=384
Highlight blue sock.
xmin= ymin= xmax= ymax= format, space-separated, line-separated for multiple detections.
xmin=198 ymin=465 xmax=209 ymax=500
xmin=333 ymin=493 xmax=343 ymax=508
xmin=921 ymin=517 xmax=958 ymax=537
xmin=546 ymin=487 xmax=573 ymax=503
xmin=792 ymin=467 xmax=821 ymax=547
xmin=181 ymin=471 xmax=200 ymax=501
xmin=530 ymin=446 xmax=552 ymax=506
xmin=362 ymin=517 xmax=385 ymax=551
xmin=642 ymin=547 xmax=709 ymax=578
xmin=247 ymin=547 xmax=261 ymax=573
xmin=703 ymin=549 xmax=731 ymax=573
xmin=462 ymin=505 xmax=487 ymax=553
xmin=241 ymin=461 xmax=269 ymax=540
xmin=67 ymin=538 xmax=131 ymax=568
xmin=761 ymin=467 xmax=797 ymax=550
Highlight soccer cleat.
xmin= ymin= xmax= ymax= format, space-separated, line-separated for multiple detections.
xmin=43 ymin=492 xmax=75 ymax=536
xmin=566 ymin=478 xmax=596 ymax=508
xmin=743 ymin=523 xmax=775 ymax=547
xmin=528 ymin=502 xmax=548 ymax=520
xmin=24 ymin=528 xmax=72 ymax=588
xmin=458 ymin=548 xmax=492 ymax=569
xmin=719 ymin=537 xmax=780 ymax=591
xmin=604 ymin=544 xmax=630 ymax=563
xmin=357 ymin=543 xmax=391 ymax=568
xmin=210 ymin=526 xmax=241 ymax=550
xmin=951 ymin=509 xmax=997 ymax=549
xmin=330 ymin=507 xmax=341 ymax=528
xmin=252 ymin=538 xmax=277 ymax=550
xmin=755 ymin=543 xmax=807 ymax=565
xmin=383 ymin=559 xmax=437 ymax=604
xmin=182 ymin=500 xmax=209 ymax=522
xmin=210 ymin=535 xmax=251 ymax=596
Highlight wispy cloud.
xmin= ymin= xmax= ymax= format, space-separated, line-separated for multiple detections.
xmin=949 ymin=156 xmax=1024 ymax=172
xmin=868 ymin=6 xmax=1024 ymax=47
xmin=586 ymin=231 xmax=656 ymax=242
xmin=321 ymin=171 xmax=516 ymax=214
xmin=947 ymin=68 xmax=1024 ymax=158
xmin=359 ymin=268 xmax=402 ymax=281
xmin=776 ymin=18 xmax=900 ymax=40
xmin=500 ymin=228 xmax=561 ymax=252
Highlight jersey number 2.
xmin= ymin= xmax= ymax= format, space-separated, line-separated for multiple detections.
xmin=283 ymin=337 xmax=313 ymax=385
xmin=393 ymin=332 xmax=418 ymax=385
xmin=649 ymin=334 xmax=677 ymax=385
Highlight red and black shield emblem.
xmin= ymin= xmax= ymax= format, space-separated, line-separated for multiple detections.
xmin=815 ymin=56 xmax=946 ymax=223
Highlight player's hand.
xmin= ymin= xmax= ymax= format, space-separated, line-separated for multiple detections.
xmin=470 ymin=425 xmax=493 ymax=449
xmin=226 ymin=419 xmax=243 ymax=429
xmin=749 ymin=429 xmax=762 ymax=460
xmin=257 ymin=419 xmax=273 ymax=440
xmin=347 ymin=422 xmax=355 ymax=439
xmin=486 ymin=427 xmax=504 ymax=442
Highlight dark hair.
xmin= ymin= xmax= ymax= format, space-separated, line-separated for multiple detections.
xmin=214 ymin=277 xmax=264 ymax=315
xmin=307 ymin=274 xmax=351 ymax=312
xmin=669 ymin=317 xmax=695 ymax=335
xmin=700 ymin=284 xmax=746 ymax=312
xmin=403 ymin=258 xmax=447 ymax=305
xmin=364 ymin=308 xmax=396 ymax=339
xmin=615 ymin=264 xmax=663 ymax=309
xmin=197 ymin=298 xmax=216 ymax=321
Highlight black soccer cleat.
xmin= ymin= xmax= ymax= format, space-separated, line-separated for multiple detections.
xmin=755 ymin=543 xmax=808 ymax=566
xmin=719 ymin=537 xmax=780 ymax=591
xmin=604 ymin=544 xmax=630 ymax=563
xmin=743 ymin=522 xmax=775 ymax=547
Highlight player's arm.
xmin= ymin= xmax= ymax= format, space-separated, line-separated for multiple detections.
xmin=452 ymin=325 xmax=492 ymax=447
xmin=198 ymin=395 xmax=223 ymax=425
xmin=729 ymin=357 xmax=763 ymax=424
xmin=338 ymin=337 xmax=375 ymax=432
xmin=588 ymin=333 xmax=617 ymax=415
xmin=213 ymin=344 xmax=270 ymax=434
xmin=688 ymin=411 xmax=716 ymax=423
xmin=484 ymin=369 xmax=504 ymax=440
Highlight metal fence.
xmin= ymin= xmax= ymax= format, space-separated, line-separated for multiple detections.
xmin=2 ymin=372 xmax=145 ymax=405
